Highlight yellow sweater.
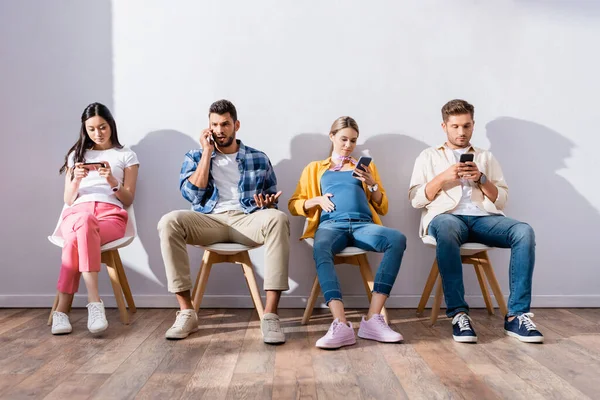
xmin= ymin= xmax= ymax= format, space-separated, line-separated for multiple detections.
xmin=288 ymin=157 xmax=388 ymax=239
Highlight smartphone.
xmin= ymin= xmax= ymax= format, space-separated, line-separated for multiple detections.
xmin=207 ymin=131 xmax=215 ymax=144
xmin=459 ymin=153 xmax=474 ymax=163
xmin=352 ymin=156 xmax=372 ymax=177
xmin=82 ymin=162 xmax=106 ymax=170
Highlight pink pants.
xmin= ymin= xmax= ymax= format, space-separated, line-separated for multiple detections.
xmin=57 ymin=202 xmax=128 ymax=294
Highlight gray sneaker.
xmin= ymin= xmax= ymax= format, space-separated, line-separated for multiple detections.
xmin=165 ymin=309 xmax=199 ymax=340
xmin=261 ymin=313 xmax=286 ymax=344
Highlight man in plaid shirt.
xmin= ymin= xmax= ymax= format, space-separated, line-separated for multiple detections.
xmin=158 ymin=100 xmax=289 ymax=344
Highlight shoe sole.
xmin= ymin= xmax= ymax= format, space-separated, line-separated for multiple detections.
xmin=504 ymin=330 xmax=544 ymax=343
xmin=52 ymin=328 xmax=72 ymax=335
xmin=358 ymin=330 xmax=403 ymax=343
xmin=316 ymin=338 xmax=357 ymax=349
xmin=453 ymin=335 xmax=478 ymax=343
xmin=89 ymin=324 xmax=108 ymax=335
xmin=165 ymin=326 xmax=199 ymax=340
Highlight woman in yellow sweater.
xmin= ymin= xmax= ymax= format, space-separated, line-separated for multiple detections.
xmin=288 ymin=116 xmax=406 ymax=349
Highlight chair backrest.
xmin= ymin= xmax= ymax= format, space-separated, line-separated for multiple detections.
xmin=48 ymin=203 xmax=137 ymax=248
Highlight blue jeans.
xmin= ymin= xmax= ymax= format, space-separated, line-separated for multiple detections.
xmin=428 ymin=214 xmax=535 ymax=318
xmin=313 ymin=219 xmax=407 ymax=304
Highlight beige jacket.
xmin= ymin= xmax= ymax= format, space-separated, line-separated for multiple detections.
xmin=408 ymin=144 xmax=508 ymax=237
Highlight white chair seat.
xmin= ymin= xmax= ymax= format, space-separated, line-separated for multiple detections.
xmin=195 ymin=243 xmax=259 ymax=255
xmin=303 ymin=237 xmax=367 ymax=257
xmin=422 ymin=235 xmax=490 ymax=256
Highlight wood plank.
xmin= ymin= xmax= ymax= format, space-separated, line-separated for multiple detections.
xmin=43 ymin=373 xmax=110 ymax=400
xmin=77 ymin=308 xmax=169 ymax=374
xmin=564 ymin=308 xmax=600 ymax=325
xmin=533 ymin=309 xmax=599 ymax=337
xmin=272 ymin=309 xmax=317 ymax=400
xmin=135 ymin=309 xmax=222 ymax=400
xmin=307 ymin=309 xmax=362 ymax=400
xmin=179 ymin=309 xmax=252 ymax=400
xmin=226 ymin=310 xmax=275 ymax=399
xmin=0 ymin=373 xmax=28 ymax=397
xmin=89 ymin=314 xmax=180 ymax=400
xmin=381 ymin=309 xmax=451 ymax=399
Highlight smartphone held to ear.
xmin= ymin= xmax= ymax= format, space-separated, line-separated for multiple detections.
xmin=459 ymin=153 xmax=474 ymax=163
xmin=352 ymin=156 xmax=372 ymax=177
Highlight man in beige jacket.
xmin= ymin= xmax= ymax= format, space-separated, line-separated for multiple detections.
xmin=409 ymin=99 xmax=543 ymax=344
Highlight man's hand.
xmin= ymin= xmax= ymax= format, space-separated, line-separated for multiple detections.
xmin=458 ymin=161 xmax=481 ymax=182
xmin=254 ymin=191 xmax=282 ymax=208
xmin=199 ymin=128 xmax=215 ymax=150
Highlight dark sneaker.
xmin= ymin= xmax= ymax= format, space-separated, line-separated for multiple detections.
xmin=504 ymin=313 xmax=544 ymax=343
xmin=452 ymin=313 xmax=478 ymax=343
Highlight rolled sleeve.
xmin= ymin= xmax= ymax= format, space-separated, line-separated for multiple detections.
xmin=179 ymin=152 xmax=207 ymax=205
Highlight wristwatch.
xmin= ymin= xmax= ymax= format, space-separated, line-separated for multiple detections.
xmin=111 ymin=181 xmax=121 ymax=192
xmin=367 ymin=183 xmax=378 ymax=192
xmin=476 ymin=173 xmax=487 ymax=185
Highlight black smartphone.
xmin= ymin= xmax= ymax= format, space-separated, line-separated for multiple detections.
xmin=208 ymin=131 xmax=215 ymax=144
xmin=352 ymin=156 xmax=372 ymax=177
xmin=82 ymin=162 xmax=106 ymax=169
xmin=459 ymin=153 xmax=474 ymax=163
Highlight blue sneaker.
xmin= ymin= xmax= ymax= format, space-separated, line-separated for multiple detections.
xmin=452 ymin=313 xmax=478 ymax=343
xmin=504 ymin=313 xmax=544 ymax=343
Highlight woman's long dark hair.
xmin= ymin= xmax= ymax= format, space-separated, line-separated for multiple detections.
xmin=59 ymin=102 xmax=123 ymax=177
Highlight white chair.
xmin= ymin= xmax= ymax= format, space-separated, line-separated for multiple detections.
xmin=191 ymin=243 xmax=265 ymax=319
xmin=416 ymin=235 xmax=508 ymax=324
xmin=47 ymin=205 xmax=137 ymax=325
xmin=301 ymin=219 xmax=389 ymax=325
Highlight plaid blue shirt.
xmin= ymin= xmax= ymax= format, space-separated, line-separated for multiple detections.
xmin=179 ymin=140 xmax=278 ymax=214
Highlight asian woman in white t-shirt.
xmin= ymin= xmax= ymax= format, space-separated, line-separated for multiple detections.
xmin=52 ymin=102 xmax=139 ymax=335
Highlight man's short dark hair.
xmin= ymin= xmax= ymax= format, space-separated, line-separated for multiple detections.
xmin=441 ymin=99 xmax=474 ymax=122
xmin=209 ymin=99 xmax=237 ymax=122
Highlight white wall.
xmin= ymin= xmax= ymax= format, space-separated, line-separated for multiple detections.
xmin=2 ymin=0 xmax=599 ymax=308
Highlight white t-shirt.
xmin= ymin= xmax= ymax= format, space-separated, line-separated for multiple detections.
xmin=211 ymin=152 xmax=243 ymax=214
xmin=68 ymin=147 xmax=139 ymax=208
xmin=446 ymin=147 xmax=490 ymax=217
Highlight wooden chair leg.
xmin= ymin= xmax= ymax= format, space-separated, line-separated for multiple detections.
xmin=430 ymin=275 xmax=444 ymax=325
xmin=478 ymin=252 xmax=508 ymax=316
xmin=102 ymin=251 xmax=129 ymax=325
xmin=192 ymin=251 xmax=213 ymax=313
xmin=47 ymin=292 xmax=59 ymax=326
xmin=472 ymin=261 xmax=494 ymax=315
xmin=417 ymin=259 xmax=439 ymax=315
xmin=357 ymin=255 xmax=389 ymax=324
xmin=191 ymin=250 xmax=211 ymax=300
xmin=239 ymin=252 xmax=265 ymax=320
xmin=302 ymin=276 xmax=321 ymax=325
xmin=112 ymin=251 xmax=136 ymax=313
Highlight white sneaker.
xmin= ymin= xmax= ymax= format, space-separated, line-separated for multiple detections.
xmin=165 ymin=309 xmax=199 ymax=340
xmin=87 ymin=300 xmax=108 ymax=334
xmin=316 ymin=319 xmax=356 ymax=349
xmin=260 ymin=313 xmax=286 ymax=344
xmin=51 ymin=311 xmax=72 ymax=335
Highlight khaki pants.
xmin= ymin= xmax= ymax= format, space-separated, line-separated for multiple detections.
xmin=158 ymin=209 xmax=290 ymax=293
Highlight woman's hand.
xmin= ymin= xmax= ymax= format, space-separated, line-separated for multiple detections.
xmin=98 ymin=161 xmax=118 ymax=188
xmin=304 ymin=193 xmax=335 ymax=212
xmin=72 ymin=163 xmax=88 ymax=182
xmin=352 ymin=165 xmax=376 ymax=186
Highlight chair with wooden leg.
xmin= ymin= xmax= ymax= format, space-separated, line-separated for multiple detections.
xmin=301 ymin=220 xmax=389 ymax=325
xmin=191 ymin=243 xmax=265 ymax=320
xmin=47 ymin=205 xmax=138 ymax=325
xmin=416 ymin=235 xmax=508 ymax=325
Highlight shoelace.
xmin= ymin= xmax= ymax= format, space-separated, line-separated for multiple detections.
xmin=173 ymin=311 xmax=192 ymax=329
xmin=372 ymin=315 xmax=393 ymax=332
xmin=265 ymin=319 xmax=281 ymax=332
xmin=517 ymin=313 xmax=538 ymax=331
xmin=87 ymin=303 xmax=104 ymax=324
xmin=53 ymin=312 xmax=69 ymax=326
xmin=328 ymin=320 xmax=344 ymax=336
xmin=457 ymin=314 xmax=473 ymax=332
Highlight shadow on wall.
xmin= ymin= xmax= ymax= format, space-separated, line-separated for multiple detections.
xmin=357 ymin=134 xmax=431 ymax=297
xmin=129 ymin=130 xmax=197 ymax=291
xmin=275 ymin=133 xmax=331 ymax=301
xmin=0 ymin=0 xmax=113 ymax=298
xmin=486 ymin=117 xmax=599 ymax=297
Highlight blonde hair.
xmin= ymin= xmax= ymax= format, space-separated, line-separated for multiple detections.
xmin=329 ymin=116 xmax=359 ymax=156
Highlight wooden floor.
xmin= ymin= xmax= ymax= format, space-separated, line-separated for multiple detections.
xmin=0 ymin=308 xmax=599 ymax=400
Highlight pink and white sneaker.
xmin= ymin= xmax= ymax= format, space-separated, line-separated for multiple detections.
xmin=358 ymin=314 xmax=403 ymax=343
xmin=316 ymin=319 xmax=357 ymax=349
